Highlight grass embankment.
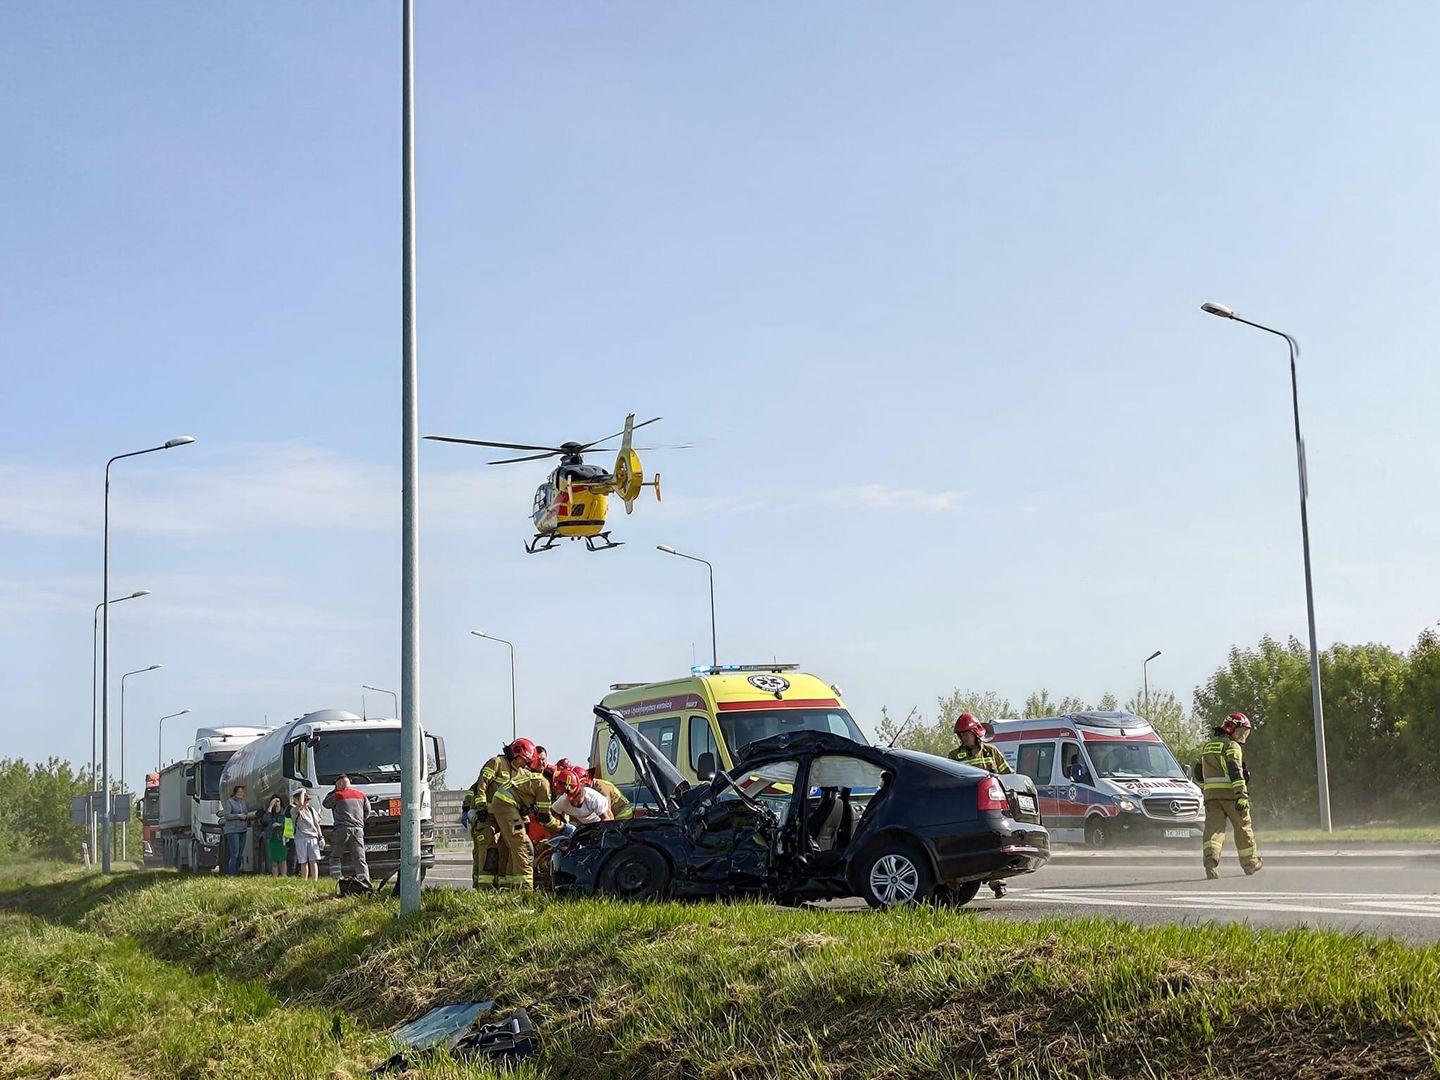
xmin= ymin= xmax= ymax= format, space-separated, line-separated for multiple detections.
xmin=1 ymin=866 xmax=1438 ymax=1079
xmin=1265 ymin=825 xmax=1440 ymax=845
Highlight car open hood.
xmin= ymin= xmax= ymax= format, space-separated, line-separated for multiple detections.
xmin=592 ymin=706 xmax=687 ymax=814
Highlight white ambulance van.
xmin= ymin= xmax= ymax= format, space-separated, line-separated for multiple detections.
xmin=989 ymin=711 xmax=1203 ymax=848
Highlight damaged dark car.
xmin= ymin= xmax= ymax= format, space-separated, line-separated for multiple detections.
xmin=552 ymin=707 xmax=1050 ymax=908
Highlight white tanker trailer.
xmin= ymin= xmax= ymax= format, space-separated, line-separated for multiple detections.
xmin=218 ymin=708 xmax=446 ymax=884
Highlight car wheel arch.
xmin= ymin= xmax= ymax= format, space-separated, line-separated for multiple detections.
xmin=845 ymin=828 xmax=938 ymax=891
xmin=597 ymin=840 xmax=676 ymax=889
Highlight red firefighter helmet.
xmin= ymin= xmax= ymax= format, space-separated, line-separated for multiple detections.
xmin=953 ymin=713 xmax=985 ymax=739
xmin=555 ymin=757 xmax=573 ymax=772
xmin=555 ymin=767 xmax=585 ymax=801
xmin=508 ymin=737 xmax=537 ymax=766
xmin=1220 ymin=712 xmax=1252 ymax=734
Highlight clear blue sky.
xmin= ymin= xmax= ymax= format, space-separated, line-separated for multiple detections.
xmin=3 ymin=3 xmax=1438 ymax=792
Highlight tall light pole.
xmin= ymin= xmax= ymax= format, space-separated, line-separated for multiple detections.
xmin=1201 ymin=302 xmax=1331 ymax=832
xmin=101 ymin=435 xmax=194 ymax=873
xmin=657 ymin=545 xmax=717 ymax=667
xmin=397 ymin=0 xmax=423 ymax=914
xmin=1143 ymin=649 xmax=1161 ymax=724
xmin=119 ymin=664 xmax=161 ymax=862
xmin=91 ymin=588 xmax=150 ymax=856
xmin=471 ymin=632 xmax=516 ymax=742
xmin=362 ymin=684 xmax=399 ymax=717
xmin=157 ymin=708 xmax=191 ymax=771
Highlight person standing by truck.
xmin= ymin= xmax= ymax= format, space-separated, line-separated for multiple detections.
xmin=222 ymin=784 xmax=251 ymax=875
xmin=261 ymin=796 xmax=289 ymax=877
xmin=291 ymin=789 xmax=325 ymax=880
xmin=948 ymin=714 xmax=1013 ymax=899
xmin=323 ymin=775 xmax=371 ymax=885
xmin=1198 ymin=712 xmax=1262 ymax=880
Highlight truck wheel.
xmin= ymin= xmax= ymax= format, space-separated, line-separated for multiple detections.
xmin=598 ymin=845 xmax=671 ymax=900
xmin=934 ymin=880 xmax=982 ymax=907
xmin=857 ymin=843 xmax=934 ymax=909
xmin=1084 ymin=817 xmax=1111 ymax=850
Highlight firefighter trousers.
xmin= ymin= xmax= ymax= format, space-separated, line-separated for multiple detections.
xmin=1203 ymin=798 xmax=1259 ymax=871
xmin=471 ymin=812 xmax=499 ymax=890
xmin=490 ymin=801 xmax=534 ymax=890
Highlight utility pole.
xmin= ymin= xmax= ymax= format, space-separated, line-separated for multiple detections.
xmin=398 ymin=0 xmax=423 ymax=913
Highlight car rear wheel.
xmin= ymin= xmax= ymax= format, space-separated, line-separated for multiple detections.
xmin=933 ymin=880 xmax=982 ymax=907
xmin=1084 ymin=817 xmax=1111 ymax=850
xmin=599 ymin=845 xmax=671 ymax=900
xmin=857 ymin=844 xmax=934 ymax=909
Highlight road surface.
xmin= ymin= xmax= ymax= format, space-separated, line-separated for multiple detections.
xmin=426 ymin=847 xmax=1440 ymax=943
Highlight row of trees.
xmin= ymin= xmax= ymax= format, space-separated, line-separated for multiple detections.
xmin=0 ymin=758 xmax=94 ymax=859
xmin=877 ymin=629 xmax=1440 ymax=826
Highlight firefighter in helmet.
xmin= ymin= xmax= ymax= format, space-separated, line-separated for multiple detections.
xmin=485 ymin=737 xmax=557 ymax=890
xmin=588 ymin=772 xmax=633 ymax=820
xmin=1198 ymin=712 xmax=1262 ymax=879
xmin=948 ymin=713 xmax=1013 ymax=898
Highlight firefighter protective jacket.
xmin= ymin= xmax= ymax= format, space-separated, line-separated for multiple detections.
xmin=948 ymin=741 xmax=1012 ymax=774
xmin=1199 ymin=735 xmax=1247 ymax=802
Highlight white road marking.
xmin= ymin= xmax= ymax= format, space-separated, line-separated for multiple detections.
xmin=1006 ymin=888 xmax=1440 ymax=919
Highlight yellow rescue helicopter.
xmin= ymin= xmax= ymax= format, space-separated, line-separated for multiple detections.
xmin=425 ymin=414 xmax=671 ymax=553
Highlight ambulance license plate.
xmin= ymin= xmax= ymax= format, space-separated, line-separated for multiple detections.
xmin=1016 ymin=794 xmax=1036 ymax=813
xmin=1164 ymin=829 xmax=1191 ymax=839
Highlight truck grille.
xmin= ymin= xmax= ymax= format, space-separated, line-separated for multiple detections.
xmin=1143 ymin=797 xmax=1200 ymax=819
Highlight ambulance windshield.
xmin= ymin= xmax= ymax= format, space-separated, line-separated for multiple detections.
xmin=719 ymin=709 xmax=867 ymax=756
xmin=1086 ymin=741 xmax=1187 ymax=780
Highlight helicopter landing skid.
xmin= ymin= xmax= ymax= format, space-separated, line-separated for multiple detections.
xmin=584 ymin=532 xmax=623 ymax=552
xmin=525 ymin=533 xmax=561 ymax=554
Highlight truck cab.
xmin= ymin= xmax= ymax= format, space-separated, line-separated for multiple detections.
xmin=153 ymin=725 xmax=268 ymax=871
xmin=990 ymin=711 xmax=1204 ymax=848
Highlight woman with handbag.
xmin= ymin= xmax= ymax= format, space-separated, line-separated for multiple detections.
xmin=291 ymin=789 xmax=325 ymax=880
xmin=262 ymin=796 xmax=289 ymax=877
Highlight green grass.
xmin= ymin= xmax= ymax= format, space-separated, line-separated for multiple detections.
xmin=2 ymin=869 xmax=1439 ymax=1079
xmin=1264 ymin=824 xmax=1440 ymax=844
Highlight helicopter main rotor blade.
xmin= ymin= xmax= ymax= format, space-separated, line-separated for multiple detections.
xmin=584 ymin=442 xmax=696 ymax=453
xmin=579 ymin=415 xmax=662 ymax=451
xmin=424 ymin=436 xmax=566 ymax=452
xmin=483 ymin=452 xmax=561 ymax=466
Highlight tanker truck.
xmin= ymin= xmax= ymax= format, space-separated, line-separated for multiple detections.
xmin=218 ymin=708 xmax=446 ymax=884
xmin=153 ymin=725 xmax=269 ymax=871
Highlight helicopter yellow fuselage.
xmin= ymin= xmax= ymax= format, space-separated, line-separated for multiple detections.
xmin=532 ymin=473 xmax=614 ymax=539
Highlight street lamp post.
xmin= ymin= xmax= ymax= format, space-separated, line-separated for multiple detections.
xmin=470 ymin=632 xmax=516 ymax=742
xmin=657 ymin=545 xmax=717 ymax=667
xmin=101 ymin=435 xmax=194 ymax=873
xmin=90 ymin=589 xmax=150 ymax=856
xmin=1201 ymin=302 xmax=1331 ymax=832
xmin=157 ymin=709 xmax=191 ymax=771
xmin=362 ymin=684 xmax=399 ymax=717
xmin=1143 ymin=650 xmax=1161 ymax=723
xmin=119 ymin=664 xmax=161 ymax=861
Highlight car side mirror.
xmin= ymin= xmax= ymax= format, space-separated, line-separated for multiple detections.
xmin=697 ymin=751 xmax=716 ymax=782
xmin=184 ymin=765 xmax=196 ymax=798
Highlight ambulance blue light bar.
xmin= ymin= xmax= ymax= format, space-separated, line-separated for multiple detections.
xmin=691 ymin=663 xmax=800 ymax=675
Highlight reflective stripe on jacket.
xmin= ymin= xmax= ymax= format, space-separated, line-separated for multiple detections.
xmin=487 ymin=761 xmax=553 ymax=825
xmin=462 ymin=754 xmax=508 ymax=812
xmin=1200 ymin=737 xmax=1247 ymax=800
xmin=590 ymin=777 xmax=632 ymax=819
xmin=948 ymin=741 xmax=1012 ymax=774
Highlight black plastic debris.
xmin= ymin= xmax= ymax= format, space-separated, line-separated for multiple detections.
xmin=369 ymin=1001 xmax=539 ymax=1074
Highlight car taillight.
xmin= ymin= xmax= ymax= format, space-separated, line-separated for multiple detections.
xmin=977 ymin=777 xmax=1011 ymax=816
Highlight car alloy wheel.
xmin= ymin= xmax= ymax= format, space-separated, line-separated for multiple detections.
xmin=869 ymin=853 xmax=922 ymax=906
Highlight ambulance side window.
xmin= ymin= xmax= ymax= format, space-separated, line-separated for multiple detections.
xmin=636 ymin=717 xmax=680 ymax=765
xmin=689 ymin=715 xmax=718 ymax=776
xmin=1016 ymin=742 xmax=1056 ymax=786
xmin=1060 ymin=742 xmax=1089 ymax=784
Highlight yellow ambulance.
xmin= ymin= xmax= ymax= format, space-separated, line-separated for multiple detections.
xmin=590 ymin=665 xmax=868 ymax=799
